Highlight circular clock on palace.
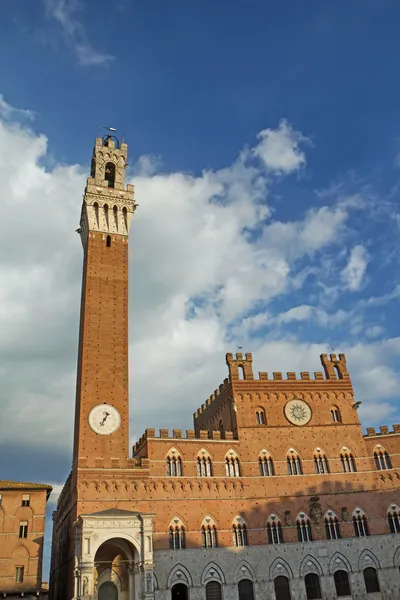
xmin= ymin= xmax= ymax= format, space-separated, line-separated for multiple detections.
xmin=88 ymin=404 xmax=121 ymax=435
xmin=284 ymin=399 xmax=312 ymax=426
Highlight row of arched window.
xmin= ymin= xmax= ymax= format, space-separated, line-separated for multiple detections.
xmin=168 ymin=506 xmax=400 ymax=550
xmin=166 ymin=447 xmax=393 ymax=477
xmin=252 ymin=406 xmax=343 ymax=426
xmin=171 ymin=569 xmax=380 ymax=600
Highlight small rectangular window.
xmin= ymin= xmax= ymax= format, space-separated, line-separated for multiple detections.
xmin=15 ymin=566 xmax=24 ymax=583
xmin=19 ymin=521 xmax=28 ymax=538
xmin=22 ymin=494 xmax=30 ymax=507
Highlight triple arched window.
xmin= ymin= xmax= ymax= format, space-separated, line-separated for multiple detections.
xmin=313 ymin=449 xmax=329 ymax=474
xmin=340 ymin=448 xmax=357 ymax=472
xmin=201 ymin=518 xmax=218 ymax=548
xmin=225 ymin=453 xmax=241 ymax=477
xmin=388 ymin=504 xmax=400 ymax=533
xmin=168 ymin=518 xmax=185 ymax=550
xmin=374 ymin=447 xmax=392 ymax=470
xmin=259 ymin=451 xmax=274 ymax=476
xmin=287 ymin=450 xmax=303 ymax=475
xmin=166 ymin=453 xmax=182 ymax=477
xmin=197 ymin=453 xmax=213 ymax=477
xmin=232 ymin=517 xmax=248 ymax=547
xmin=296 ymin=514 xmax=312 ymax=542
xmin=353 ymin=508 xmax=369 ymax=537
xmin=266 ymin=515 xmax=283 ymax=544
xmin=324 ymin=511 xmax=341 ymax=540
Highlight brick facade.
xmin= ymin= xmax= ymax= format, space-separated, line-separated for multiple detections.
xmin=50 ymin=135 xmax=400 ymax=600
xmin=0 ymin=481 xmax=52 ymax=596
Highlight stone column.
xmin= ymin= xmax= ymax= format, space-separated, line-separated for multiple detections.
xmin=127 ymin=564 xmax=135 ymax=600
xmin=73 ymin=568 xmax=80 ymax=600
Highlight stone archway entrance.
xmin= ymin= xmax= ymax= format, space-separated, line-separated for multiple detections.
xmin=99 ymin=581 xmax=118 ymax=600
xmin=94 ymin=537 xmax=135 ymax=599
xmin=171 ymin=583 xmax=188 ymax=600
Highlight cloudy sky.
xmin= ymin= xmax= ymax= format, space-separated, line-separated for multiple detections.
xmin=1 ymin=0 xmax=400 ymax=575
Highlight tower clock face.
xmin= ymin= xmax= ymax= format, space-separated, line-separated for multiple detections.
xmin=88 ymin=404 xmax=121 ymax=435
xmin=284 ymin=399 xmax=312 ymax=426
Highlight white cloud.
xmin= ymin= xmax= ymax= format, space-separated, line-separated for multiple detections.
xmin=43 ymin=0 xmax=114 ymax=66
xmin=0 ymin=103 xmax=397 ymax=458
xmin=0 ymin=94 xmax=35 ymax=121
xmin=341 ymin=245 xmax=369 ymax=291
xmin=253 ymin=119 xmax=309 ymax=174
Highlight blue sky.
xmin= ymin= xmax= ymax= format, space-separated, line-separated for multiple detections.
xmin=1 ymin=0 xmax=400 ymax=578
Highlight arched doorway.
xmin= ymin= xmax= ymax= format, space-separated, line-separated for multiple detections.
xmin=94 ymin=537 xmax=138 ymax=599
xmin=171 ymin=583 xmax=189 ymax=599
xmin=99 ymin=581 xmax=118 ymax=600
xmin=238 ymin=579 xmax=254 ymax=600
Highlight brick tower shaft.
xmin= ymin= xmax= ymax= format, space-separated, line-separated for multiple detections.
xmin=73 ymin=134 xmax=136 ymax=468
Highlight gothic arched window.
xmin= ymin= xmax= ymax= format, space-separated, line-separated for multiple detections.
xmin=225 ymin=452 xmax=240 ymax=477
xmin=363 ymin=567 xmax=380 ymax=594
xmin=324 ymin=511 xmax=341 ymax=540
xmin=255 ymin=408 xmax=266 ymax=425
xmin=353 ymin=508 xmax=369 ymax=537
xmin=274 ymin=576 xmax=291 ymax=600
xmin=334 ymin=571 xmax=351 ymax=597
xmin=168 ymin=518 xmax=186 ymax=550
xmin=206 ymin=581 xmax=222 ymax=600
xmin=340 ymin=447 xmax=357 ymax=472
xmin=374 ymin=446 xmax=392 ymax=470
xmin=305 ymin=573 xmax=322 ymax=600
xmin=166 ymin=453 xmax=182 ymax=477
xmin=287 ymin=450 xmax=302 ymax=475
xmin=266 ymin=515 xmax=283 ymax=544
xmin=201 ymin=518 xmax=218 ymax=548
xmin=238 ymin=579 xmax=254 ymax=600
xmin=388 ymin=504 xmax=400 ymax=533
xmin=232 ymin=517 xmax=248 ymax=547
xmin=259 ymin=451 xmax=274 ymax=476
xmin=331 ymin=406 xmax=341 ymax=422
xmin=313 ymin=449 xmax=329 ymax=474
xmin=296 ymin=514 xmax=312 ymax=542
xmin=197 ymin=453 xmax=213 ymax=477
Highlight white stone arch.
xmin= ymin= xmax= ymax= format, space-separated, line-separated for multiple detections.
xmin=259 ymin=448 xmax=274 ymax=459
xmin=358 ymin=549 xmax=380 ymax=571
xmin=167 ymin=564 xmax=193 ymax=589
xmin=197 ymin=446 xmax=213 ymax=459
xmin=200 ymin=514 xmax=219 ymax=529
xmin=329 ymin=552 xmax=352 ymax=575
xmin=269 ymin=557 xmax=293 ymax=580
xmin=234 ymin=560 xmax=256 ymax=583
xmin=166 ymin=446 xmax=183 ymax=459
xmin=92 ymin=532 xmax=140 ymax=559
xmin=153 ymin=572 xmax=159 ymax=591
xmin=300 ymin=555 xmax=323 ymax=577
xmin=97 ymin=568 xmax=122 ymax=591
xmin=225 ymin=448 xmax=241 ymax=460
xmin=201 ymin=561 xmax=225 ymax=586
xmin=169 ymin=515 xmax=187 ymax=529
xmin=232 ymin=514 xmax=248 ymax=527
xmin=393 ymin=545 xmax=400 ymax=567
xmin=352 ymin=506 xmax=367 ymax=518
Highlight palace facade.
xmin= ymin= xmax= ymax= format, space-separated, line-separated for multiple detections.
xmin=50 ymin=135 xmax=400 ymax=600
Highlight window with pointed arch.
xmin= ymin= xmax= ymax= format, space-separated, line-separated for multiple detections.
xmin=105 ymin=162 xmax=116 ymax=188
xmin=305 ymin=573 xmax=322 ymax=600
xmin=274 ymin=576 xmax=291 ymax=600
xmin=225 ymin=452 xmax=241 ymax=477
xmin=287 ymin=450 xmax=303 ymax=475
xmin=232 ymin=517 xmax=248 ymax=547
xmin=255 ymin=408 xmax=266 ymax=425
xmin=387 ymin=504 xmax=400 ymax=533
xmin=353 ymin=508 xmax=369 ymax=537
xmin=334 ymin=571 xmax=351 ymax=597
xmin=168 ymin=517 xmax=186 ymax=550
xmin=324 ymin=511 xmax=341 ymax=540
xmin=201 ymin=518 xmax=218 ymax=548
xmin=363 ymin=567 xmax=380 ymax=594
xmin=313 ymin=449 xmax=329 ymax=474
xmin=296 ymin=514 xmax=312 ymax=542
xmin=206 ymin=581 xmax=222 ymax=600
xmin=266 ymin=515 xmax=284 ymax=544
xmin=166 ymin=452 xmax=182 ymax=477
xmin=197 ymin=452 xmax=213 ymax=477
xmin=374 ymin=446 xmax=392 ymax=470
xmin=331 ymin=406 xmax=341 ymax=423
xmin=340 ymin=447 xmax=357 ymax=472
xmin=259 ymin=451 xmax=274 ymax=476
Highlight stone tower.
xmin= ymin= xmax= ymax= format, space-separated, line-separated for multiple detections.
xmin=73 ymin=133 xmax=136 ymax=468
